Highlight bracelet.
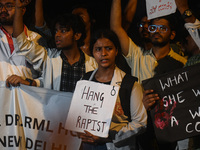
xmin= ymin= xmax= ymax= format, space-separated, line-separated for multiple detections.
xmin=25 ymin=78 xmax=33 ymax=86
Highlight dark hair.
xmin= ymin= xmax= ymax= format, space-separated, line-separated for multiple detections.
xmin=150 ymin=14 xmax=177 ymax=32
xmin=53 ymin=13 xmax=86 ymax=47
xmin=90 ymin=29 xmax=122 ymax=57
xmin=90 ymin=29 xmax=131 ymax=74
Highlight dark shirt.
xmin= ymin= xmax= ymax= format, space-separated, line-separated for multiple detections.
xmin=185 ymin=54 xmax=200 ymax=67
xmin=92 ymin=76 xmax=111 ymax=85
xmin=60 ymin=50 xmax=85 ymax=92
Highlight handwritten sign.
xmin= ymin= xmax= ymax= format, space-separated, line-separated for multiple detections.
xmin=146 ymin=0 xmax=177 ymax=20
xmin=0 ymin=82 xmax=81 ymax=150
xmin=65 ymin=80 xmax=119 ymax=138
xmin=142 ymin=63 xmax=200 ymax=142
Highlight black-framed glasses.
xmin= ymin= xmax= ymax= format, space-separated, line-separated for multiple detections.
xmin=148 ymin=25 xmax=168 ymax=33
xmin=0 ymin=4 xmax=15 ymax=11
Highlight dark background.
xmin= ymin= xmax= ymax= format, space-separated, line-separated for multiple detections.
xmin=23 ymin=0 xmax=200 ymax=38
xmin=23 ymin=0 xmax=148 ymax=29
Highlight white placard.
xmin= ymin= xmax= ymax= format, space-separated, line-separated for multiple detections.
xmin=65 ymin=80 xmax=119 ymax=138
xmin=146 ymin=0 xmax=177 ymax=20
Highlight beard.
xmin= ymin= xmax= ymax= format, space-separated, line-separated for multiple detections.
xmin=0 ymin=13 xmax=13 ymax=26
xmin=151 ymin=33 xmax=169 ymax=47
xmin=152 ymin=40 xmax=169 ymax=47
xmin=0 ymin=19 xmax=13 ymax=25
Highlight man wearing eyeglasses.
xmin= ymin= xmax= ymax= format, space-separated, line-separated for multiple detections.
xmin=111 ymin=0 xmax=187 ymax=149
xmin=111 ymin=0 xmax=187 ymax=84
xmin=0 ymin=0 xmax=43 ymax=86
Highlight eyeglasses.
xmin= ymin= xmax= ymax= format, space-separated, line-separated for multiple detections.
xmin=0 ymin=4 xmax=15 ymax=11
xmin=148 ymin=25 xmax=168 ymax=33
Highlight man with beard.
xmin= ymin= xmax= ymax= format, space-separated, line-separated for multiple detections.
xmin=9 ymin=0 xmax=97 ymax=92
xmin=0 ymin=0 xmax=43 ymax=86
xmin=111 ymin=0 xmax=186 ymax=84
xmin=111 ymin=0 xmax=187 ymax=149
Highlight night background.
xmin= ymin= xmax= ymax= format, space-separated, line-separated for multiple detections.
xmin=23 ymin=0 xmax=200 ymax=41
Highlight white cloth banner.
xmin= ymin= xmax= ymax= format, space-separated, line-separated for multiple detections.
xmin=65 ymin=80 xmax=119 ymax=138
xmin=0 ymin=81 xmax=81 ymax=150
xmin=146 ymin=0 xmax=177 ymax=20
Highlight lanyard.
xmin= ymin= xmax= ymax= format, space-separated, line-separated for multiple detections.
xmin=0 ymin=26 xmax=28 ymax=54
xmin=0 ymin=26 xmax=14 ymax=54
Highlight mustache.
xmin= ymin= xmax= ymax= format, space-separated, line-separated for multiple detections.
xmin=152 ymin=33 xmax=162 ymax=38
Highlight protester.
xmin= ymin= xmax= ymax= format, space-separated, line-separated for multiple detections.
xmin=71 ymin=4 xmax=96 ymax=56
xmin=122 ymin=0 xmax=152 ymax=51
xmin=111 ymin=0 xmax=187 ymax=83
xmin=8 ymin=0 xmax=97 ymax=92
xmin=136 ymin=16 xmax=152 ymax=51
xmin=110 ymin=0 xmax=187 ymax=149
xmin=78 ymin=29 xmax=147 ymax=150
xmin=0 ymin=0 xmax=43 ymax=87
xmin=122 ymin=0 xmax=182 ymax=55
xmin=72 ymin=3 xmax=131 ymax=75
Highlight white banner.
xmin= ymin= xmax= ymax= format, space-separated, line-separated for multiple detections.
xmin=65 ymin=80 xmax=119 ymax=138
xmin=146 ymin=0 xmax=177 ymax=20
xmin=0 ymin=81 xmax=81 ymax=150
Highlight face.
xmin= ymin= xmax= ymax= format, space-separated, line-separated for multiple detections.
xmin=149 ymin=18 xmax=175 ymax=47
xmin=93 ymin=37 xmax=118 ymax=69
xmin=72 ymin=8 xmax=91 ymax=31
xmin=138 ymin=16 xmax=151 ymax=40
xmin=54 ymin=23 xmax=77 ymax=50
xmin=0 ymin=0 xmax=15 ymax=25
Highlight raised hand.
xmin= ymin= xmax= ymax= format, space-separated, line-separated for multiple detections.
xmin=15 ymin=0 xmax=31 ymax=8
xmin=175 ymin=0 xmax=189 ymax=13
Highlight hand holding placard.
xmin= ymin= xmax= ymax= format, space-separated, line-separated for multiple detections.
xmin=65 ymin=80 xmax=119 ymax=138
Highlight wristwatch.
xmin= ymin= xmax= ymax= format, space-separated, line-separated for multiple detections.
xmin=26 ymin=78 xmax=33 ymax=86
xmin=182 ymin=9 xmax=193 ymax=19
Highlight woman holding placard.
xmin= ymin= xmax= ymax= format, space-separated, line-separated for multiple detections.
xmin=78 ymin=29 xmax=147 ymax=150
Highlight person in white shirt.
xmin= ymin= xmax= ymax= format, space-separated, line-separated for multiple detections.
xmin=0 ymin=0 xmax=43 ymax=86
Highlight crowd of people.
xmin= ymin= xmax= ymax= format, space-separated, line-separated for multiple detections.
xmin=1 ymin=0 xmax=200 ymax=149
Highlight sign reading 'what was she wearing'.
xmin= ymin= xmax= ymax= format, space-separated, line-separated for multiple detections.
xmin=142 ymin=63 xmax=200 ymax=143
